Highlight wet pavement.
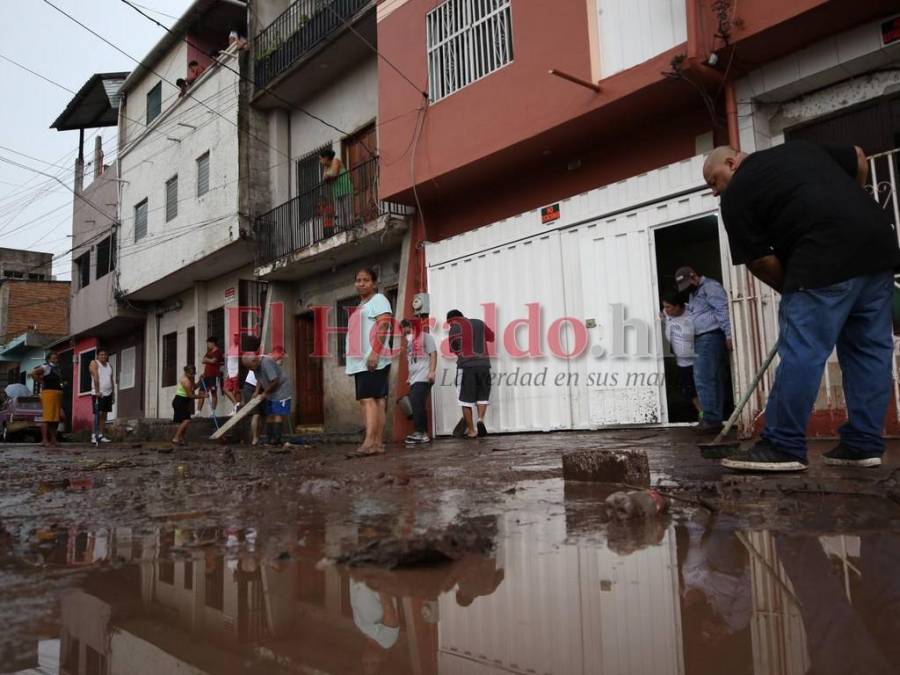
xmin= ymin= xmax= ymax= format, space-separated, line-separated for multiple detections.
xmin=2 ymin=428 xmax=900 ymax=674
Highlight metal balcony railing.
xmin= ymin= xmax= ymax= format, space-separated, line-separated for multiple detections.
xmin=256 ymin=157 xmax=414 ymax=267
xmin=254 ymin=0 xmax=373 ymax=90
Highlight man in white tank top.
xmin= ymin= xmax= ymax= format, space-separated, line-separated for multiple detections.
xmin=90 ymin=349 xmax=115 ymax=443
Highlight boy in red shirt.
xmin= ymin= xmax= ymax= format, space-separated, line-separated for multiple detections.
xmin=199 ymin=336 xmax=223 ymax=412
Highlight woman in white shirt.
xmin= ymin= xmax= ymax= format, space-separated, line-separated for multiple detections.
xmin=662 ymin=291 xmax=701 ymax=417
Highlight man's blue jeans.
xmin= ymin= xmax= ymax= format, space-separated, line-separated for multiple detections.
xmin=694 ymin=331 xmax=727 ymax=424
xmin=762 ymin=271 xmax=895 ymax=459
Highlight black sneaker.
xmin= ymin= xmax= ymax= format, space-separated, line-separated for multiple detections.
xmin=451 ymin=418 xmax=467 ymax=438
xmin=823 ymin=443 xmax=882 ymax=468
xmin=694 ymin=420 xmax=724 ymax=434
xmin=721 ymin=440 xmax=808 ymax=472
xmin=477 ymin=421 xmax=488 ymax=437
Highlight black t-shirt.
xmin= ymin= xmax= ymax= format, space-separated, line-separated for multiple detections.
xmin=720 ymin=140 xmax=900 ymax=293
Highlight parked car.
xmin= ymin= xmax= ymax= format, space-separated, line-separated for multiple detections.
xmin=0 ymin=396 xmax=67 ymax=442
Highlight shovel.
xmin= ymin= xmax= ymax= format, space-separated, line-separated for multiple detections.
xmin=699 ymin=340 xmax=779 ymax=459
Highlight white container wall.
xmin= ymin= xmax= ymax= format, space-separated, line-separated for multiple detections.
xmin=596 ymin=0 xmax=687 ymax=77
xmin=437 ymin=512 xmax=684 ymax=675
xmin=427 ymin=155 xmax=717 ymax=435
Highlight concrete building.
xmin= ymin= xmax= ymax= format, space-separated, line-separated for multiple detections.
xmin=250 ymin=0 xmax=414 ymax=433
xmin=51 ymin=72 xmax=147 ymax=432
xmin=376 ymin=0 xmax=900 ymax=437
xmin=115 ymin=0 xmax=265 ymax=419
xmin=0 ymin=247 xmax=53 ymax=281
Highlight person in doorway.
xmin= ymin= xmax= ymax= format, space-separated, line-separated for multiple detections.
xmin=199 ymin=336 xmax=223 ymax=413
xmin=89 ymin=348 xmax=115 ymax=443
xmin=674 ymin=266 xmax=732 ymax=433
xmin=704 ymin=141 xmax=900 ymax=471
xmin=172 ymin=365 xmax=206 ymax=446
xmin=223 ymin=333 xmax=241 ymax=414
xmin=447 ymin=309 xmax=495 ymax=439
xmin=319 ymin=148 xmax=352 ymax=230
xmin=346 ymin=268 xmax=393 ymax=458
xmin=401 ymin=319 xmax=437 ymax=446
xmin=245 ymin=349 xmax=293 ymax=452
xmin=662 ymin=291 xmax=702 ymax=417
xmin=31 ymin=352 xmax=64 ymax=448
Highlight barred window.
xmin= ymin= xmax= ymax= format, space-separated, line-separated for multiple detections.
xmin=426 ymin=0 xmax=513 ymax=102
xmin=166 ymin=175 xmax=178 ymax=222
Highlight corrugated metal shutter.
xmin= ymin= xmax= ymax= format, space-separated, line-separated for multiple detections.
xmin=134 ymin=199 xmax=148 ymax=241
xmin=426 ymin=156 xmax=713 ymax=434
xmin=165 ymin=175 xmax=178 ymax=222
xmin=197 ymin=152 xmax=210 ymax=196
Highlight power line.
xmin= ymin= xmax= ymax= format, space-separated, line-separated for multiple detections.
xmin=0 ymin=155 xmax=116 ymax=227
xmin=0 ymin=51 xmax=76 ymax=94
xmin=118 ymin=0 xmax=376 ymax=155
xmin=42 ymin=0 xmax=291 ymax=164
xmin=322 ymin=2 xmax=429 ymax=99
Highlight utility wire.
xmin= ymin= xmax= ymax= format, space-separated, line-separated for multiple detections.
xmin=118 ymin=0 xmax=377 ymax=155
xmin=42 ymin=0 xmax=291 ymax=163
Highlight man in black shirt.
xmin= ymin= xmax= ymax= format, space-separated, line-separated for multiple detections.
xmin=704 ymin=140 xmax=899 ymax=472
xmin=447 ymin=309 xmax=495 ymax=438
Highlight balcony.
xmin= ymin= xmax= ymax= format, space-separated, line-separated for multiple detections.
xmin=255 ymin=157 xmax=414 ymax=276
xmin=254 ymin=0 xmax=375 ymax=105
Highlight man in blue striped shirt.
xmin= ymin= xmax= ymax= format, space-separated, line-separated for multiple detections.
xmin=675 ymin=266 xmax=732 ymax=432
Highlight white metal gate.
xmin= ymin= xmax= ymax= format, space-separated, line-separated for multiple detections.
xmin=426 ymin=156 xmax=715 ymax=435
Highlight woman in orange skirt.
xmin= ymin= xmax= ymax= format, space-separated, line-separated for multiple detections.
xmin=32 ymin=352 xmax=64 ymax=447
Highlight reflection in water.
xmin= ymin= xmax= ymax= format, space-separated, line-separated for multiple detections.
xmin=3 ymin=511 xmax=900 ymax=674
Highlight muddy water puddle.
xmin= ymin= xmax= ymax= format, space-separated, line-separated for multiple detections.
xmin=2 ymin=480 xmax=900 ymax=674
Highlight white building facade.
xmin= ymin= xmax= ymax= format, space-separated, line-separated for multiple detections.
xmin=116 ymin=0 xmax=266 ymax=418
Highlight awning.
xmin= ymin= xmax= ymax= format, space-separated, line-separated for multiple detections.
xmin=50 ymin=72 xmax=129 ymax=131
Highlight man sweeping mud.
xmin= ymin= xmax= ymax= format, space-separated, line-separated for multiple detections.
xmin=704 ymin=141 xmax=900 ymax=472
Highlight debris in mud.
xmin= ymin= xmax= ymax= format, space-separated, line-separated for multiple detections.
xmin=336 ymin=517 xmax=498 ymax=569
xmin=605 ymin=489 xmax=669 ymax=520
xmin=562 ymin=448 xmax=650 ymax=485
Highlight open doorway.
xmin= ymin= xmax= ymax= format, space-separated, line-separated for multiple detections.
xmin=653 ymin=215 xmax=734 ymax=423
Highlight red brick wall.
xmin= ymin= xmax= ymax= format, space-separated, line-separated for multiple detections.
xmin=2 ymin=281 xmax=70 ymax=343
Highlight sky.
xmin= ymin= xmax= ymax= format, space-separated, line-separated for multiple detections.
xmin=0 ymin=0 xmax=195 ymax=280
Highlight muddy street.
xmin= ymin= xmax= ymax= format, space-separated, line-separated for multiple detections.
xmin=2 ymin=429 xmax=900 ymax=674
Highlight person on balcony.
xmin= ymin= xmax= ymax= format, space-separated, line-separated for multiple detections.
xmin=704 ymin=140 xmax=900 ymax=472
xmin=320 ymin=148 xmax=353 ymax=231
xmin=185 ymin=59 xmax=206 ymax=86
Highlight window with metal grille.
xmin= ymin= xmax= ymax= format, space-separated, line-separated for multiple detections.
xmin=336 ymin=296 xmax=359 ymax=366
xmin=76 ymin=251 xmax=91 ymax=289
xmin=134 ymin=199 xmax=148 ymax=241
xmin=96 ymin=236 xmax=111 ymax=279
xmin=166 ymin=175 xmax=178 ymax=222
xmin=147 ymin=82 xmax=162 ymax=124
xmin=426 ymin=0 xmax=513 ymax=102
xmin=197 ymin=151 xmax=210 ymax=196
xmin=162 ymin=332 xmax=178 ymax=387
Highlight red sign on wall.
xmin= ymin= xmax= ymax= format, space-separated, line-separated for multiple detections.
xmin=541 ymin=204 xmax=561 ymax=224
xmin=224 ymin=287 xmax=236 ymax=303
